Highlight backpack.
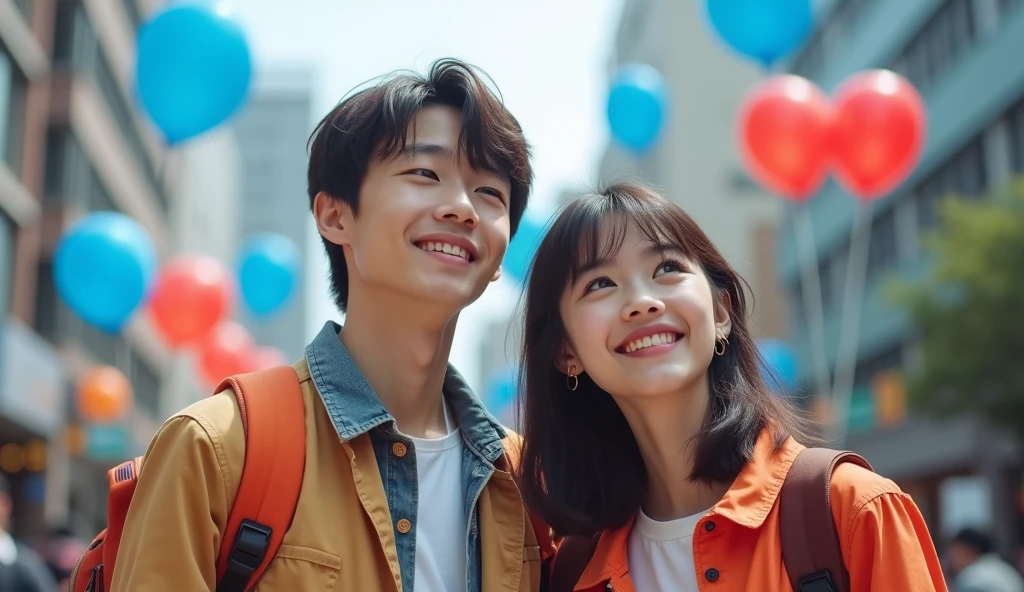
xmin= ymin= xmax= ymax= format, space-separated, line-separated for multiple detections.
xmin=69 ymin=366 xmax=307 ymax=592
xmin=549 ymin=448 xmax=873 ymax=592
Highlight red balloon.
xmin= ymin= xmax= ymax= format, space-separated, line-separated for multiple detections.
xmin=252 ymin=346 xmax=288 ymax=371
xmin=149 ymin=255 xmax=233 ymax=348
xmin=196 ymin=321 xmax=255 ymax=387
xmin=831 ymin=70 xmax=926 ymax=200
xmin=738 ymin=75 xmax=833 ymax=201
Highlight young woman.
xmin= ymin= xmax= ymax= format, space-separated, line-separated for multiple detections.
xmin=514 ymin=184 xmax=947 ymax=591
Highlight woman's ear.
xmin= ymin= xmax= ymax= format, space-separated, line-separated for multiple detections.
xmin=715 ymin=290 xmax=733 ymax=341
xmin=555 ymin=342 xmax=583 ymax=376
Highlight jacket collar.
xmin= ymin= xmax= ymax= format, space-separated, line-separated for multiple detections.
xmin=577 ymin=428 xmax=802 ymax=589
xmin=305 ymin=321 xmax=508 ymax=462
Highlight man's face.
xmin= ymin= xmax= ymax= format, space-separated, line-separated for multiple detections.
xmin=947 ymin=542 xmax=978 ymax=575
xmin=326 ymin=105 xmax=512 ymax=311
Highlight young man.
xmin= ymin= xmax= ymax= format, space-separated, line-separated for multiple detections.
xmin=112 ymin=58 xmax=552 ymax=591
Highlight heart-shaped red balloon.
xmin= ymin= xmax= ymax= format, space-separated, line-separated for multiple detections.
xmin=831 ymin=70 xmax=926 ymax=201
xmin=197 ymin=321 xmax=256 ymax=387
xmin=738 ymin=75 xmax=833 ymax=201
xmin=149 ymin=255 xmax=234 ymax=348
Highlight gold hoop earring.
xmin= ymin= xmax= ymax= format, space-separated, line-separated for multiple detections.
xmin=566 ymin=364 xmax=579 ymax=391
xmin=715 ymin=337 xmax=728 ymax=356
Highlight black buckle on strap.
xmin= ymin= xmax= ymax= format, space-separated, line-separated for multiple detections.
xmin=225 ymin=520 xmax=272 ymax=577
xmin=798 ymin=570 xmax=835 ymax=592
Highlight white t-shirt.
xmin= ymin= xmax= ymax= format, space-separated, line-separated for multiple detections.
xmin=627 ymin=506 xmax=704 ymax=592
xmin=408 ymin=400 xmax=466 ymax=592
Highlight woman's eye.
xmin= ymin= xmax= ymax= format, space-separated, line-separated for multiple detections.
xmin=408 ymin=168 xmax=439 ymax=181
xmin=655 ymin=260 xmax=684 ymax=276
xmin=584 ymin=277 xmax=615 ymax=293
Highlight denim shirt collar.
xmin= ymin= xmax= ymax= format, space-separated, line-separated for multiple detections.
xmin=305 ymin=321 xmax=508 ymax=462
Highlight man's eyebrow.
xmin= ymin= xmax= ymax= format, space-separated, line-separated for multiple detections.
xmin=398 ymin=143 xmax=455 ymax=158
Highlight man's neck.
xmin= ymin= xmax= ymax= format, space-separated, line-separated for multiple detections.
xmin=340 ymin=289 xmax=458 ymax=439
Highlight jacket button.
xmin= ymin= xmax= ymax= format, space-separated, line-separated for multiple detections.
xmin=704 ymin=520 xmax=716 ymax=532
xmin=705 ymin=568 xmax=720 ymax=582
xmin=396 ymin=519 xmax=412 ymax=534
xmin=392 ymin=442 xmax=407 ymax=457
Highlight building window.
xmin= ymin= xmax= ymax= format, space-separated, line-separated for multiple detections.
xmin=916 ymin=137 xmax=987 ymax=230
xmin=891 ymin=0 xmax=976 ymax=92
xmin=854 ymin=345 xmax=903 ymax=388
xmin=0 ymin=213 xmax=13 ymax=314
xmin=34 ymin=261 xmax=58 ymax=341
xmin=44 ymin=127 xmax=117 ymax=212
xmin=130 ymin=351 xmax=160 ymax=416
xmin=1009 ymin=99 xmax=1024 ymax=175
xmin=0 ymin=44 xmax=28 ymax=172
xmin=867 ymin=207 xmax=898 ymax=280
xmin=52 ymin=1 xmax=167 ymax=212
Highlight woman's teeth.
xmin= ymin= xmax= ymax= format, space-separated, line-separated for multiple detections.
xmin=624 ymin=332 xmax=678 ymax=353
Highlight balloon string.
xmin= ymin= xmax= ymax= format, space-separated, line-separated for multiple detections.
xmin=795 ymin=204 xmax=832 ymax=402
xmin=829 ymin=202 xmax=874 ymax=447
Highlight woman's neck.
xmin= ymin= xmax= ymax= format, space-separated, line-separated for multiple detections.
xmin=615 ymin=377 xmax=731 ymax=521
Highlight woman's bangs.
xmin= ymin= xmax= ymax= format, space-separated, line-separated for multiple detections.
xmin=561 ymin=190 xmax=700 ymax=284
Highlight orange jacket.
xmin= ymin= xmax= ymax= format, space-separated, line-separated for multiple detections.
xmin=568 ymin=430 xmax=948 ymax=591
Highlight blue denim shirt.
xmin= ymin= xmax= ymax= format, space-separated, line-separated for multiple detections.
xmin=305 ymin=321 xmax=508 ymax=592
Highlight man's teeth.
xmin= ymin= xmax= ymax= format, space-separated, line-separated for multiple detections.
xmin=624 ymin=332 xmax=678 ymax=353
xmin=419 ymin=241 xmax=470 ymax=261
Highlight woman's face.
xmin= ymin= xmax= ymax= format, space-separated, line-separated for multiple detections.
xmin=558 ymin=222 xmax=731 ymax=400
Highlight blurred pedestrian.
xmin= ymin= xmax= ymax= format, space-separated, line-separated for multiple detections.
xmin=0 ymin=474 xmax=58 ymax=591
xmin=947 ymin=528 xmax=1024 ymax=592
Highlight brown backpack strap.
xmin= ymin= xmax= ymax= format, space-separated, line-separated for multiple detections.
xmin=779 ymin=448 xmax=872 ymax=592
xmin=550 ymin=534 xmax=600 ymax=592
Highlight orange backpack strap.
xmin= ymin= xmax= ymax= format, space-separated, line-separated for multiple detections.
xmin=779 ymin=447 xmax=872 ymax=592
xmin=214 ymin=366 xmax=306 ymax=592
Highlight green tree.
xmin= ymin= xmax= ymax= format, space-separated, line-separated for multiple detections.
xmin=890 ymin=178 xmax=1024 ymax=440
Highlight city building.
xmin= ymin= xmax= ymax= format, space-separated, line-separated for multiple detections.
xmin=779 ymin=0 xmax=1024 ymax=554
xmin=0 ymin=0 xmax=179 ymax=539
xmin=231 ymin=67 xmax=314 ymax=362
xmin=0 ymin=0 xmax=64 ymax=541
xmin=599 ymin=0 xmax=790 ymax=340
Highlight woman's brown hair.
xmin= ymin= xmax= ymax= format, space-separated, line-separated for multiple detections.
xmin=514 ymin=183 xmax=814 ymax=536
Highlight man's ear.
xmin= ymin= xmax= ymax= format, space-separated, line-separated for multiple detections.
xmin=314 ymin=191 xmax=354 ymax=247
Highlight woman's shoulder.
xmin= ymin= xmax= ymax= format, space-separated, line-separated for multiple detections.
xmin=827 ymin=457 xmax=920 ymax=539
xmin=829 ymin=458 xmax=903 ymax=503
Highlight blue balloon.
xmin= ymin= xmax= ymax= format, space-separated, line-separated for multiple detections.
xmin=705 ymin=0 xmax=813 ymax=66
xmin=238 ymin=233 xmax=301 ymax=317
xmin=503 ymin=212 xmax=549 ymax=285
xmin=758 ymin=338 xmax=799 ymax=393
xmin=485 ymin=371 xmax=517 ymax=413
xmin=136 ymin=2 xmax=252 ymax=144
xmin=607 ymin=64 xmax=669 ymax=154
xmin=53 ymin=212 xmax=157 ymax=333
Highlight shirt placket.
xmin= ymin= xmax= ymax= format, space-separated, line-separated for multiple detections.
xmin=372 ymin=428 xmax=419 ymax=592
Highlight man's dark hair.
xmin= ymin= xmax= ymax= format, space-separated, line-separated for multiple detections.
xmin=0 ymin=473 xmax=9 ymax=496
xmin=953 ymin=528 xmax=994 ymax=555
xmin=307 ymin=58 xmax=533 ymax=312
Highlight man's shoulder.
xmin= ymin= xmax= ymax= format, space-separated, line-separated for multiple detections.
xmin=169 ymin=361 xmax=313 ymax=439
